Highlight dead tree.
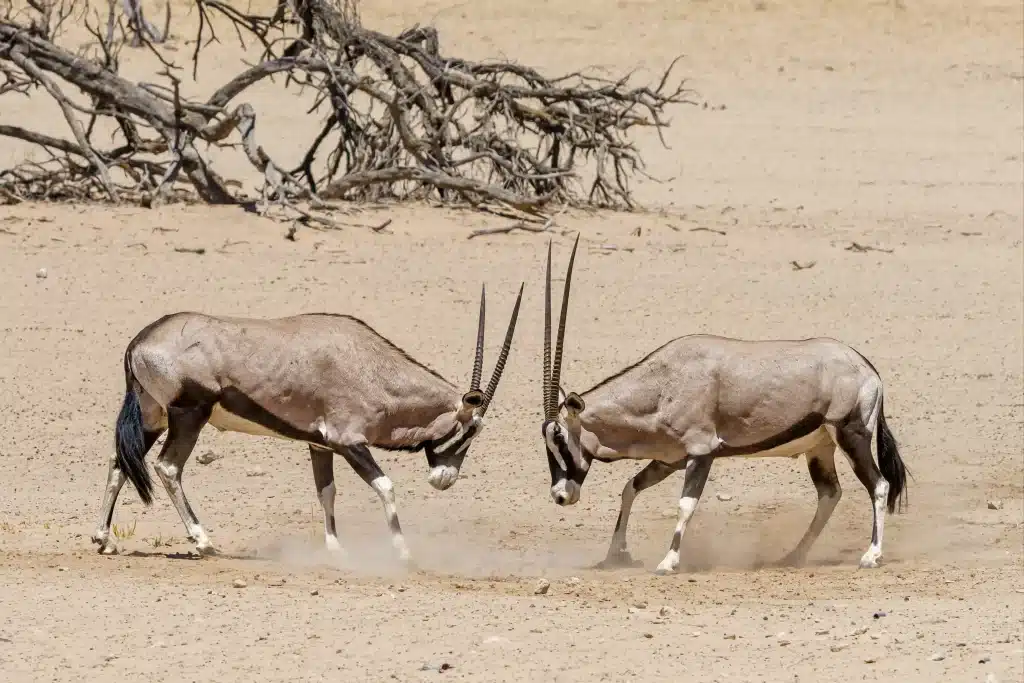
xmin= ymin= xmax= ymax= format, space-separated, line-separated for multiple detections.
xmin=0 ymin=0 xmax=697 ymax=218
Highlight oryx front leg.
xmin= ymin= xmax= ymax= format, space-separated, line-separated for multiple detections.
xmin=338 ymin=443 xmax=411 ymax=565
xmin=309 ymin=445 xmax=343 ymax=555
xmin=92 ymin=428 xmax=164 ymax=554
xmin=154 ymin=406 xmax=215 ymax=556
xmin=597 ymin=461 xmax=679 ymax=569
xmin=655 ymin=455 xmax=713 ymax=575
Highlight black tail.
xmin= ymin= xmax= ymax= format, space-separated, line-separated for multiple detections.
xmin=876 ymin=394 xmax=908 ymax=514
xmin=115 ymin=356 xmax=154 ymax=506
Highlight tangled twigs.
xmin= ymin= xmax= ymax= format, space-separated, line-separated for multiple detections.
xmin=0 ymin=0 xmax=698 ymax=215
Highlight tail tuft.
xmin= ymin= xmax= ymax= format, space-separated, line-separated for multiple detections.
xmin=876 ymin=395 xmax=908 ymax=514
xmin=115 ymin=382 xmax=154 ymax=506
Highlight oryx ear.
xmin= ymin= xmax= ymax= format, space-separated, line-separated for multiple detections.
xmin=557 ymin=385 xmax=568 ymax=406
xmin=564 ymin=392 xmax=585 ymax=417
xmin=461 ymin=390 xmax=485 ymax=409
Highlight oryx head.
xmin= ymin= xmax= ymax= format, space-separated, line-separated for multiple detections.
xmin=540 ymin=235 xmax=594 ymax=505
xmin=425 ymin=282 xmax=524 ymax=491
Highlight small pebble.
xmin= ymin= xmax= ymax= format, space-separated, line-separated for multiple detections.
xmin=533 ymin=578 xmax=550 ymax=595
xmin=716 ymin=493 xmax=734 ymax=502
xmin=232 ymin=578 xmax=247 ymax=588
xmin=246 ymin=466 xmax=265 ymax=477
xmin=658 ymin=606 xmax=673 ymax=617
xmin=642 ymin=632 xmax=654 ymax=639
xmin=830 ymin=643 xmax=848 ymax=652
xmin=987 ymin=500 xmax=1003 ymax=510
xmin=310 ymin=589 xmax=319 ymax=596
xmin=36 ymin=268 xmax=47 ymax=279
xmin=929 ymin=652 xmax=946 ymax=662
xmin=723 ymin=634 xmax=737 ymax=640
xmin=873 ymin=611 xmax=887 ymax=619
xmin=633 ymin=601 xmax=648 ymax=609
xmin=197 ymin=450 xmax=223 ymax=465
xmin=864 ymin=655 xmax=879 ymax=664
xmin=979 ymin=655 xmax=991 ymax=663
xmin=986 ymin=673 xmax=999 ymax=683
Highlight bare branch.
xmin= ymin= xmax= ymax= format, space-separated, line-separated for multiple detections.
xmin=0 ymin=0 xmax=698 ymax=216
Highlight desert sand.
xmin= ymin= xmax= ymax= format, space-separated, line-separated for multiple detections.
xmin=0 ymin=0 xmax=1022 ymax=681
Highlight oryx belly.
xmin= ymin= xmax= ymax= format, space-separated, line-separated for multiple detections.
xmin=209 ymin=403 xmax=296 ymax=441
xmin=732 ymin=426 xmax=831 ymax=459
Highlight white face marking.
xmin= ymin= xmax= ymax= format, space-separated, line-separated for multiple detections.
xmin=545 ymin=428 xmax=567 ymax=471
xmin=428 ymin=465 xmax=460 ymax=490
xmin=565 ymin=432 xmax=588 ymax=471
xmin=550 ymin=478 xmax=580 ymax=505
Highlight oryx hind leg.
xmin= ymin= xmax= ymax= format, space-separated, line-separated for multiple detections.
xmin=835 ymin=394 xmax=889 ymax=569
xmin=154 ymin=403 xmax=215 ymax=555
xmin=778 ymin=441 xmax=842 ymax=567
xmin=596 ymin=461 xmax=679 ymax=570
xmin=93 ymin=427 xmax=164 ymax=554
xmin=92 ymin=391 xmax=165 ymax=555
xmin=308 ymin=445 xmax=343 ymax=555
xmin=655 ymin=455 xmax=713 ymax=575
xmin=334 ymin=442 xmax=411 ymax=565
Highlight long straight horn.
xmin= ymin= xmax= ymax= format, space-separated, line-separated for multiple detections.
xmin=471 ymin=284 xmax=486 ymax=392
xmin=480 ymin=282 xmax=525 ymax=415
xmin=548 ymin=233 xmax=580 ymax=415
xmin=543 ymin=240 xmax=554 ymax=419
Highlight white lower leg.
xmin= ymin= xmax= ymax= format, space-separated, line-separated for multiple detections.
xmin=656 ymin=495 xmax=698 ymax=574
xmin=156 ymin=460 xmax=213 ymax=553
xmin=371 ymin=476 xmax=410 ymax=562
xmin=859 ymin=479 xmax=889 ymax=568
xmin=92 ymin=459 xmax=126 ymax=552
xmin=318 ymin=481 xmax=342 ymax=553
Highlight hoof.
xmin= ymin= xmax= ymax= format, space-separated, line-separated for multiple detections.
xmin=858 ymin=556 xmax=880 ymax=569
xmin=653 ymin=563 xmax=677 ymax=576
xmin=99 ymin=543 xmax=119 ymax=556
xmin=594 ymin=551 xmax=644 ymax=570
xmin=778 ymin=553 xmax=807 ymax=568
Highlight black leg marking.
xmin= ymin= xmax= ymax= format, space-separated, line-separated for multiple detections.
xmin=596 ymin=461 xmax=680 ymax=570
xmin=335 ymin=442 xmax=410 ymax=562
xmin=837 ymin=422 xmax=890 ymax=568
xmin=94 ymin=427 xmax=165 ymax=553
xmin=655 ymin=455 xmax=713 ymax=575
xmin=154 ymin=404 xmax=214 ymax=554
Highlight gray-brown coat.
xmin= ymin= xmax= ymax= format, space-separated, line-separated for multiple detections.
xmin=93 ymin=285 xmax=522 ymax=561
xmin=539 ymin=236 xmax=908 ymax=573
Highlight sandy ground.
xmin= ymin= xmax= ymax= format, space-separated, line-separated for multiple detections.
xmin=1 ymin=0 xmax=1023 ymax=681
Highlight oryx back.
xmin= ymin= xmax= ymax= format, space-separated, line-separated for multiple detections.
xmin=127 ymin=312 xmax=457 ymax=446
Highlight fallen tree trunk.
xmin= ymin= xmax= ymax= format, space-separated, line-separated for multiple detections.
xmin=0 ymin=0 xmax=697 ymax=216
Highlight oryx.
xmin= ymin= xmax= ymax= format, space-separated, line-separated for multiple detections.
xmin=539 ymin=235 xmax=908 ymax=573
xmin=92 ymin=283 xmax=524 ymax=560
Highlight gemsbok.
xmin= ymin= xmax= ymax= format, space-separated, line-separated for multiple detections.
xmin=538 ymin=235 xmax=908 ymax=574
xmin=92 ymin=283 xmax=524 ymax=561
